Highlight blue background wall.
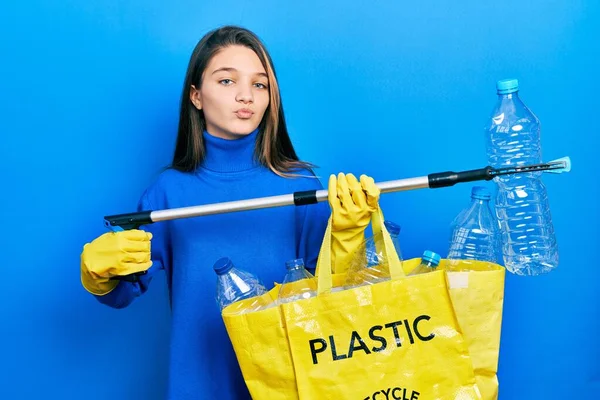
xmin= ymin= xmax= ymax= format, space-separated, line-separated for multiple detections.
xmin=1 ymin=1 xmax=598 ymax=398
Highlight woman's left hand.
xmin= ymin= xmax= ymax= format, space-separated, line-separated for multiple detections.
xmin=328 ymin=173 xmax=380 ymax=231
xmin=327 ymin=173 xmax=380 ymax=273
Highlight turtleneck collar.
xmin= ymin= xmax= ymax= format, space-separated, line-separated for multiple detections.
xmin=200 ymin=129 xmax=261 ymax=173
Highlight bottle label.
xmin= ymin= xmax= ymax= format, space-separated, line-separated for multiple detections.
xmin=447 ymin=272 xmax=469 ymax=289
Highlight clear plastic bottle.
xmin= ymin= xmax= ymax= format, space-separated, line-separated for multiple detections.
xmin=408 ymin=250 xmax=441 ymax=276
xmin=213 ymin=257 xmax=269 ymax=313
xmin=446 ymin=186 xmax=501 ymax=270
xmin=485 ymin=79 xmax=558 ymax=275
xmin=344 ymin=222 xmax=404 ymax=289
xmin=278 ymin=258 xmax=318 ymax=304
xmin=366 ymin=220 xmax=402 ymax=267
xmin=384 ymin=220 xmax=403 ymax=261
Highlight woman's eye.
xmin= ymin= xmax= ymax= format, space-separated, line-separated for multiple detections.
xmin=254 ymin=82 xmax=268 ymax=89
xmin=219 ymin=79 xmax=233 ymax=86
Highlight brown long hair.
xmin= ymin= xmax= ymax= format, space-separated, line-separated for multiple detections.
xmin=171 ymin=26 xmax=314 ymax=176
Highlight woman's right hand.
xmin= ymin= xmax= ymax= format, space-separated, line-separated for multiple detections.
xmin=80 ymin=230 xmax=153 ymax=295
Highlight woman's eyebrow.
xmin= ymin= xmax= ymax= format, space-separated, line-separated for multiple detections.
xmin=211 ymin=67 xmax=236 ymax=75
xmin=211 ymin=67 xmax=267 ymax=78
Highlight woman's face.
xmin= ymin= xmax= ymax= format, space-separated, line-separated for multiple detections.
xmin=191 ymin=45 xmax=270 ymax=140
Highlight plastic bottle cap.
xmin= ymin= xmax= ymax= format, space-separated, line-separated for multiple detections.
xmin=285 ymin=258 xmax=305 ymax=270
xmin=422 ymin=250 xmax=441 ymax=266
xmin=384 ymin=220 xmax=401 ymax=236
xmin=496 ymin=78 xmax=519 ymax=94
xmin=213 ymin=257 xmax=234 ymax=275
xmin=471 ymin=186 xmax=491 ymax=200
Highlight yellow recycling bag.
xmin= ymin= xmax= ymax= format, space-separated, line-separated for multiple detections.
xmin=223 ymin=206 xmax=484 ymax=399
xmin=282 ymin=208 xmax=481 ymax=399
xmin=223 ymin=202 xmax=505 ymax=400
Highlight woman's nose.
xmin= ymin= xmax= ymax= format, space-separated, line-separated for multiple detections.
xmin=235 ymin=84 xmax=254 ymax=104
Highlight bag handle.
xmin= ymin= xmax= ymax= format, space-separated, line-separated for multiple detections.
xmin=315 ymin=207 xmax=405 ymax=295
xmin=371 ymin=207 xmax=404 ymax=281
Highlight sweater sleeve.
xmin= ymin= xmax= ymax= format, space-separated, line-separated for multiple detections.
xmin=295 ymin=176 xmax=330 ymax=271
xmin=95 ymin=191 xmax=169 ymax=309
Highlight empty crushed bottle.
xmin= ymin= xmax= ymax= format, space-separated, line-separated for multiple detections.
xmin=447 ymin=186 xmax=501 ymax=271
xmin=408 ymin=250 xmax=441 ymax=276
xmin=485 ymin=78 xmax=559 ymax=275
xmin=213 ymin=257 xmax=270 ymax=313
xmin=278 ymin=258 xmax=318 ymax=304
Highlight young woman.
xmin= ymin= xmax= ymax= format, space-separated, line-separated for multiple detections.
xmin=80 ymin=26 xmax=379 ymax=399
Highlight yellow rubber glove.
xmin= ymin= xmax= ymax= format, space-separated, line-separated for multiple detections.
xmin=328 ymin=173 xmax=380 ymax=273
xmin=80 ymin=230 xmax=153 ymax=295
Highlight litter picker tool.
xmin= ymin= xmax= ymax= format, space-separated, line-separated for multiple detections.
xmin=105 ymin=156 xmax=570 ymax=282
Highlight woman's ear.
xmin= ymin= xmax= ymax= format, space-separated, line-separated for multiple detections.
xmin=190 ymin=85 xmax=202 ymax=110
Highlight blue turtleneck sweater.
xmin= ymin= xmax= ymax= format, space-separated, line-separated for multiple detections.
xmin=96 ymin=129 xmax=330 ymax=399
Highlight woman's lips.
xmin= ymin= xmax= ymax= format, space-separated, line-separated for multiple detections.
xmin=235 ymin=109 xmax=254 ymax=119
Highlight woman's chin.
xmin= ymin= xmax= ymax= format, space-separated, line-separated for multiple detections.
xmin=227 ymin=123 xmax=260 ymax=137
xmin=206 ymin=121 xmax=260 ymax=140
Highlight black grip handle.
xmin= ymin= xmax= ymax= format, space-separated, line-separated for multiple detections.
xmin=293 ymin=190 xmax=318 ymax=206
xmin=104 ymin=211 xmax=153 ymax=231
xmin=428 ymin=167 xmax=494 ymax=188
xmin=103 ymin=211 xmax=154 ymax=283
